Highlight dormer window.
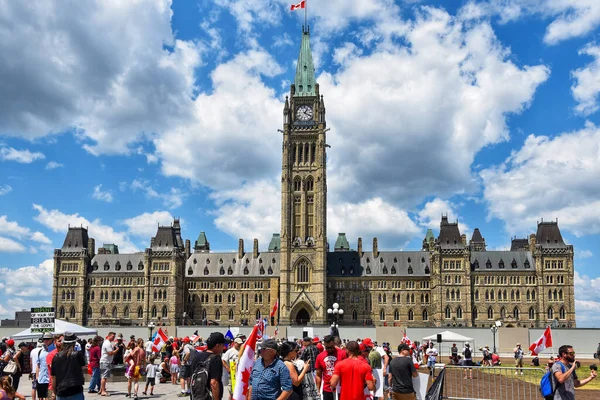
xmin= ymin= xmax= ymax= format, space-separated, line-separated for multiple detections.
xmin=206 ymin=259 xmax=210 ymax=264
xmin=425 ymin=266 xmax=430 ymax=274
xmin=187 ymin=267 xmax=193 ymax=275
xmin=127 ymin=261 xmax=132 ymax=271
xmin=391 ymin=266 xmax=396 ymax=274
xmin=193 ymin=258 xmax=197 ymax=264
xmin=524 ymin=260 xmax=531 ymax=268
xmin=244 ymin=267 xmax=249 ymax=275
xmin=138 ymin=261 xmax=144 ymax=270
xmin=383 ymin=266 xmax=388 ymax=274
xmin=268 ymin=266 xmax=273 ymax=275
xmin=499 ymin=259 xmax=505 ymax=269
xmin=394 ymin=257 xmax=397 ymax=263
xmin=115 ymin=262 xmax=121 ymax=271
xmin=219 ymin=258 xmax=223 ymax=264
xmin=228 ymin=267 xmax=233 ymax=275
xmin=366 ymin=257 xmax=370 ymax=263
xmin=473 ymin=260 xmax=480 ymax=269
xmin=341 ymin=267 xmax=345 ymax=275
xmin=421 ymin=257 xmax=426 ymax=263
xmin=260 ymin=267 xmax=265 ymax=275
xmin=350 ymin=268 xmax=354 ymax=274
xmin=380 ymin=257 xmax=384 ymax=263
xmin=204 ymin=267 xmax=209 ymax=275
xmin=408 ymin=257 xmax=411 ymax=263
xmin=486 ymin=259 xmax=492 ymax=269
xmin=93 ymin=262 xmax=98 ymax=271
xmin=366 ymin=266 xmax=371 ymax=275
xmin=219 ymin=267 xmax=225 ymax=276
xmin=104 ymin=261 xmax=110 ymax=271
xmin=408 ymin=266 xmax=413 ymax=274
xmin=511 ymin=259 xmax=518 ymax=268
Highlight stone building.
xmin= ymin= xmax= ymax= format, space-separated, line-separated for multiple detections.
xmin=52 ymin=27 xmax=576 ymax=329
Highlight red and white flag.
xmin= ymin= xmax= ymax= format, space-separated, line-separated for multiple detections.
xmin=529 ymin=326 xmax=553 ymax=356
xmin=290 ymin=1 xmax=305 ymax=11
xmin=152 ymin=328 xmax=168 ymax=352
xmin=270 ymin=299 xmax=279 ymax=317
xmin=401 ymin=332 xmax=414 ymax=348
xmin=232 ymin=323 xmax=259 ymax=400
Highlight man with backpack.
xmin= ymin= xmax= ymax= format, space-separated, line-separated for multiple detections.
xmin=188 ymin=332 xmax=228 ymax=400
xmin=179 ymin=337 xmax=196 ymax=397
xmin=462 ymin=343 xmax=473 ymax=379
xmin=514 ymin=343 xmax=524 ymax=374
xmin=550 ymin=344 xmax=596 ymax=399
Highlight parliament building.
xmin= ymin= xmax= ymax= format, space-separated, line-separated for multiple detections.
xmin=52 ymin=27 xmax=576 ymax=329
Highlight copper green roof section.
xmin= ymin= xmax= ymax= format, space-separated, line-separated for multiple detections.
xmin=268 ymin=233 xmax=281 ymax=252
xmin=194 ymin=231 xmax=210 ymax=251
xmin=294 ymin=28 xmax=316 ymax=97
xmin=102 ymin=243 xmax=119 ymax=254
xmin=425 ymin=229 xmax=434 ymax=241
xmin=334 ymin=233 xmax=350 ymax=251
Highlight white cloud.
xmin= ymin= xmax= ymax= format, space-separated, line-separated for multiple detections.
xmin=460 ymin=0 xmax=600 ymax=45
xmin=0 ymin=237 xmax=26 ymax=253
xmin=0 ymin=215 xmax=52 ymax=249
xmin=33 ymin=204 xmax=139 ymax=253
xmin=126 ymin=179 xmax=186 ymax=209
xmin=122 ymin=211 xmax=176 ymax=238
xmin=0 ymin=146 xmax=45 ymax=163
xmin=0 ymin=259 xmax=53 ymax=319
xmin=574 ymin=271 xmax=600 ymax=326
xmin=45 ymin=161 xmax=63 ymax=170
xmin=30 ymin=231 xmax=52 ymax=245
xmin=273 ymin=32 xmax=293 ymax=48
xmin=328 ymin=197 xmax=421 ymax=250
xmin=417 ymin=198 xmax=470 ymax=235
xmin=0 ymin=0 xmax=202 ymax=154
xmin=577 ymin=250 xmax=593 ymax=259
xmin=481 ymin=122 xmax=600 ymax=236
xmin=0 ymin=185 xmax=12 ymax=195
xmin=92 ymin=184 xmax=113 ymax=203
xmin=572 ymin=44 xmax=600 ymax=116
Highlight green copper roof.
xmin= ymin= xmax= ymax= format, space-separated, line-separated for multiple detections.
xmin=425 ymin=229 xmax=434 ymax=241
xmin=334 ymin=233 xmax=350 ymax=251
xmin=294 ymin=28 xmax=316 ymax=97
xmin=194 ymin=231 xmax=209 ymax=250
xmin=268 ymin=233 xmax=281 ymax=252
xmin=102 ymin=243 xmax=119 ymax=254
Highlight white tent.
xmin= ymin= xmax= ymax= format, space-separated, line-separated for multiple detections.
xmin=422 ymin=330 xmax=474 ymax=343
xmin=11 ymin=319 xmax=97 ymax=341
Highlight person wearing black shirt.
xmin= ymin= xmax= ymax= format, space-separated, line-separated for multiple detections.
xmin=188 ymin=332 xmax=229 ymax=400
xmin=51 ymin=332 xmax=86 ymax=400
xmin=389 ymin=344 xmax=418 ymax=399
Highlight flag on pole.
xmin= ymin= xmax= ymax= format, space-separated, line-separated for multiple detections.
xmin=270 ymin=298 xmax=279 ymax=317
xmin=401 ymin=332 xmax=414 ymax=349
xmin=152 ymin=328 xmax=168 ymax=352
xmin=225 ymin=329 xmax=235 ymax=349
xmin=290 ymin=1 xmax=305 ymax=11
xmin=232 ymin=323 xmax=260 ymax=400
xmin=529 ymin=326 xmax=553 ymax=356
xmin=189 ymin=334 xmax=199 ymax=344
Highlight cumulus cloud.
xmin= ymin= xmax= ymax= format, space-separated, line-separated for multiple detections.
xmin=33 ymin=204 xmax=138 ymax=253
xmin=0 ymin=146 xmax=45 ymax=163
xmin=459 ymin=0 xmax=600 ymax=45
xmin=125 ymin=179 xmax=186 ymax=209
xmin=92 ymin=184 xmax=113 ymax=203
xmin=122 ymin=211 xmax=176 ymax=238
xmin=572 ymin=44 xmax=600 ymax=116
xmin=481 ymin=122 xmax=600 ymax=236
xmin=574 ymin=271 xmax=600 ymax=326
xmin=577 ymin=249 xmax=593 ymax=259
xmin=0 ymin=0 xmax=201 ymax=154
xmin=45 ymin=161 xmax=63 ymax=170
xmin=0 ymin=215 xmax=51 ymax=248
xmin=0 ymin=237 xmax=26 ymax=253
xmin=417 ymin=198 xmax=470 ymax=234
xmin=0 ymin=185 xmax=11 ymax=195
xmin=0 ymin=259 xmax=53 ymax=319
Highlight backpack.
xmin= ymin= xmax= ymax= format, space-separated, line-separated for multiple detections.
xmin=464 ymin=348 xmax=471 ymax=359
xmin=191 ymin=353 xmax=217 ymax=400
xmin=540 ymin=361 xmax=564 ymax=400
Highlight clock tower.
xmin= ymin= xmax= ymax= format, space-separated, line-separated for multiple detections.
xmin=279 ymin=26 xmax=328 ymax=325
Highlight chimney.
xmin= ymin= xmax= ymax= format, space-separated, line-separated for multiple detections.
xmin=461 ymin=234 xmax=467 ymax=245
xmin=357 ymin=237 xmax=363 ymax=258
xmin=253 ymin=239 xmax=259 ymax=259
xmin=88 ymin=238 xmax=95 ymax=258
xmin=373 ymin=237 xmax=379 ymax=258
xmin=185 ymin=239 xmax=191 ymax=259
xmin=529 ymin=233 xmax=537 ymax=251
xmin=150 ymin=237 xmax=155 ymax=248
xmin=238 ymin=239 xmax=244 ymax=259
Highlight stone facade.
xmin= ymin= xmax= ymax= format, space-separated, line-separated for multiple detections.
xmin=52 ymin=28 xmax=576 ymax=329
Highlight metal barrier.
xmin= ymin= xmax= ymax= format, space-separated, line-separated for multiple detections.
xmin=436 ymin=365 xmax=546 ymax=400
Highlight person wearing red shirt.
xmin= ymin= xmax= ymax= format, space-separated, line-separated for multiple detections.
xmin=88 ymin=336 xmax=102 ymax=393
xmin=331 ymin=341 xmax=375 ymax=400
xmin=315 ymin=335 xmax=347 ymax=400
xmin=46 ymin=334 xmax=63 ymax=399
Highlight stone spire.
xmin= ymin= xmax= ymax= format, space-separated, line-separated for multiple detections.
xmin=294 ymin=27 xmax=316 ymax=97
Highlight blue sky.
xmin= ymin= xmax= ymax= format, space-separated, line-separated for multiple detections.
xmin=1 ymin=0 xmax=600 ymax=325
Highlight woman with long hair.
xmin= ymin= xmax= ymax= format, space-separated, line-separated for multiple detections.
xmin=88 ymin=336 xmax=102 ymax=393
xmin=50 ymin=332 xmax=85 ymax=400
xmin=169 ymin=350 xmax=180 ymax=385
xmin=0 ymin=375 xmax=26 ymax=400
xmin=280 ymin=341 xmax=313 ymax=400
xmin=126 ymin=338 xmax=146 ymax=399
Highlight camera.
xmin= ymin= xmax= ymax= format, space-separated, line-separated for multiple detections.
xmin=575 ymin=361 xmax=581 ymax=369
xmin=590 ymin=364 xmax=597 ymax=371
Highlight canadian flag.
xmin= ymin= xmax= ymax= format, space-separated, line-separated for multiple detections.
xmin=152 ymin=328 xmax=168 ymax=353
xmin=270 ymin=298 xmax=279 ymax=317
xmin=401 ymin=332 xmax=413 ymax=348
xmin=232 ymin=323 xmax=259 ymax=400
xmin=290 ymin=1 xmax=305 ymax=11
xmin=529 ymin=326 xmax=553 ymax=356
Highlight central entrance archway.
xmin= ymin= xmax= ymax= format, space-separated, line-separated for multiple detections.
xmin=296 ymin=308 xmax=310 ymax=325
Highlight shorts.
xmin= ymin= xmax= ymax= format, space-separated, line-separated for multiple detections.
xmin=170 ymin=365 xmax=180 ymax=374
xmin=37 ymin=383 xmax=49 ymax=398
xmin=146 ymin=377 xmax=155 ymax=386
xmin=179 ymin=365 xmax=190 ymax=379
xmin=100 ymin=362 xmax=112 ymax=379
xmin=464 ymin=360 xmax=473 ymax=367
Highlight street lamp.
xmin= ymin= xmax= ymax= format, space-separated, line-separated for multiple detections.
xmin=327 ymin=302 xmax=344 ymax=327
xmin=490 ymin=320 xmax=501 ymax=354
xmin=148 ymin=322 xmax=156 ymax=339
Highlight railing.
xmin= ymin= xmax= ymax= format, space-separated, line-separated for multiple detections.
xmin=436 ymin=365 xmax=546 ymax=400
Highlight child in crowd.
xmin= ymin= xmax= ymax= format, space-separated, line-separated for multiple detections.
xmin=170 ymin=350 xmax=180 ymax=384
xmin=143 ymin=356 xmax=158 ymax=396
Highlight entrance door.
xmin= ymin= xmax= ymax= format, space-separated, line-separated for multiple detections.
xmin=296 ymin=308 xmax=310 ymax=326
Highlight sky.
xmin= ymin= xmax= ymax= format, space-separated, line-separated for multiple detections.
xmin=1 ymin=0 xmax=600 ymax=326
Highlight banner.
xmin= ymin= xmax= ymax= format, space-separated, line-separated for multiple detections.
xmin=31 ymin=307 xmax=55 ymax=333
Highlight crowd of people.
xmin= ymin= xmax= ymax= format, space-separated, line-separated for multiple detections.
xmin=0 ymin=332 xmax=597 ymax=400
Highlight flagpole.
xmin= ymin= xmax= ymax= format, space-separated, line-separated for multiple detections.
xmin=305 ymin=0 xmax=308 ymax=32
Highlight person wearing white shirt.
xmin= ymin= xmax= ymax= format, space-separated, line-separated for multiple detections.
xmin=145 ymin=338 xmax=154 ymax=360
xmin=425 ymin=343 xmax=438 ymax=375
xmin=99 ymin=332 xmax=119 ymax=396
xmin=29 ymin=340 xmax=43 ymax=400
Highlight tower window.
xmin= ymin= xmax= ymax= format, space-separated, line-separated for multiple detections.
xmin=297 ymin=261 xmax=309 ymax=283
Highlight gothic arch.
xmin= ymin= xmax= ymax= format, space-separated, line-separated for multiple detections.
xmin=293 ymin=256 xmax=312 ymax=284
xmin=289 ymin=301 xmax=315 ymax=326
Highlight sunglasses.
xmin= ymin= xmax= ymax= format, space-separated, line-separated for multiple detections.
xmin=567 ymin=352 xmax=575 ymax=355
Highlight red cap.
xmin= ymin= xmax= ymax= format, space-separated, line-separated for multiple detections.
xmin=362 ymin=338 xmax=374 ymax=348
xmin=6 ymin=339 xmax=14 ymax=346
xmin=359 ymin=343 xmax=368 ymax=352
xmin=313 ymin=337 xmax=320 ymax=344
xmin=183 ymin=337 xmax=190 ymax=343
xmin=316 ymin=343 xmax=324 ymax=352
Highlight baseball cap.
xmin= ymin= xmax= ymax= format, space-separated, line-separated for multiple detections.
xmin=18 ymin=342 xmax=28 ymax=348
xmin=130 ymin=335 xmax=136 ymax=339
xmin=312 ymin=337 xmax=320 ymax=344
xmin=117 ymin=333 xmax=123 ymax=339
xmin=183 ymin=337 xmax=190 ymax=343
xmin=234 ymin=338 xmax=244 ymax=344
xmin=359 ymin=343 xmax=368 ymax=352
xmin=362 ymin=338 xmax=374 ymax=348
xmin=206 ymin=332 xmax=230 ymax=348
xmin=302 ymin=336 xmax=312 ymax=342
xmin=6 ymin=339 xmax=14 ymax=346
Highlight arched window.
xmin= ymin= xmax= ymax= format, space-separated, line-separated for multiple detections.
xmin=475 ymin=290 xmax=479 ymax=301
xmin=456 ymin=306 xmax=463 ymax=319
xmin=162 ymin=306 xmax=168 ymax=318
xmin=547 ymin=308 xmax=554 ymax=320
xmin=394 ymin=309 xmax=400 ymax=320
xmin=422 ymin=309 xmax=428 ymax=321
xmin=408 ymin=309 xmax=414 ymax=321
xmin=500 ymin=307 xmax=506 ymax=318
xmin=69 ymin=307 xmax=76 ymax=319
xmin=111 ymin=307 xmax=117 ymax=318
xmin=87 ymin=307 xmax=92 ymax=319
xmin=527 ymin=290 xmax=530 ymax=301
xmin=446 ymin=289 xmax=450 ymax=301
xmin=215 ymin=309 xmax=221 ymax=320
xmin=255 ymin=310 xmax=261 ymax=320
xmin=445 ymin=306 xmax=451 ymax=319
xmin=379 ymin=309 xmax=385 ymax=321
xmin=529 ymin=307 xmax=535 ymax=320
xmin=532 ymin=290 xmax=536 ymax=300
xmin=59 ymin=306 xmax=65 ymax=318
xmin=151 ymin=306 xmax=157 ymax=318
xmin=297 ymin=261 xmax=309 ymax=283
xmin=473 ymin=308 xmax=478 ymax=320
xmin=100 ymin=306 xmax=106 ymax=317
xmin=488 ymin=307 xmax=494 ymax=319
xmin=123 ymin=306 xmax=130 ymax=318
xmin=202 ymin=309 xmax=207 ymax=320
xmin=229 ymin=309 xmax=234 ymax=320
xmin=513 ymin=307 xmax=520 ymax=320
xmin=137 ymin=307 xmax=143 ymax=319
xmin=559 ymin=307 xmax=566 ymax=320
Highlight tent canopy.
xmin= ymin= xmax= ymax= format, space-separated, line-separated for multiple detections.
xmin=422 ymin=330 xmax=474 ymax=343
xmin=11 ymin=319 xmax=97 ymax=341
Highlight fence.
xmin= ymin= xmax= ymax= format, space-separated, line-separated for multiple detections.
xmin=437 ymin=365 xmax=546 ymax=400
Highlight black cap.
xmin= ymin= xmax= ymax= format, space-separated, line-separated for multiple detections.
xmin=261 ymin=339 xmax=279 ymax=351
xmin=206 ymin=332 xmax=230 ymax=348
xmin=130 ymin=335 xmax=136 ymax=339
xmin=18 ymin=342 xmax=28 ymax=348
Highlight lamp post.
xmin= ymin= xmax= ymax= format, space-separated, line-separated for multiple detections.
xmin=182 ymin=311 xmax=187 ymax=326
xmin=148 ymin=321 xmax=156 ymax=339
xmin=490 ymin=324 xmax=498 ymax=354
xmin=327 ymin=302 xmax=344 ymax=334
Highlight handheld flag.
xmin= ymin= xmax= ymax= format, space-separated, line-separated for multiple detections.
xmin=290 ymin=1 xmax=305 ymax=11
xmin=270 ymin=298 xmax=279 ymax=318
xmin=529 ymin=326 xmax=553 ymax=356
xmin=152 ymin=328 xmax=168 ymax=353
xmin=232 ymin=323 xmax=260 ymax=400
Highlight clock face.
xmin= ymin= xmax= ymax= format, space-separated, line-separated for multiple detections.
xmin=296 ymin=105 xmax=313 ymax=121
